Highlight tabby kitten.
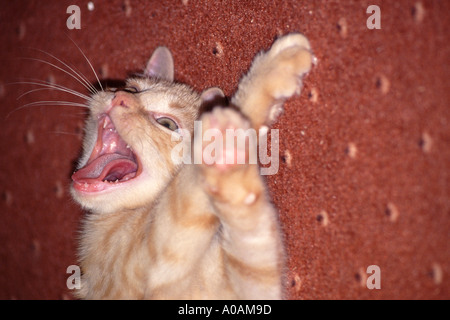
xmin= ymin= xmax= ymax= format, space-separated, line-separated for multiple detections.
xmin=71 ymin=33 xmax=313 ymax=299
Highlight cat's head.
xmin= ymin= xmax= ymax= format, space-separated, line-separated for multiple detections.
xmin=71 ymin=47 xmax=218 ymax=214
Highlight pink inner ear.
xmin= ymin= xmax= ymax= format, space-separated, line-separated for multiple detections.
xmin=145 ymin=46 xmax=174 ymax=81
xmin=201 ymin=87 xmax=225 ymax=103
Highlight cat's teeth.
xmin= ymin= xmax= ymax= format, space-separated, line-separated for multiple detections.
xmin=126 ymin=144 xmax=130 ymax=149
xmin=103 ymin=119 xmax=107 ymax=129
xmin=101 ymin=179 xmax=120 ymax=184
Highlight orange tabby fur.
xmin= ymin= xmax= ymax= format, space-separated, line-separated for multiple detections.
xmin=71 ymin=34 xmax=313 ymax=299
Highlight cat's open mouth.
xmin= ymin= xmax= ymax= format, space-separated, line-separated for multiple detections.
xmin=71 ymin=115 xmax=141 ymax=193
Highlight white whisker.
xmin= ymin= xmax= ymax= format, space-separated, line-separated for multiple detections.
xmin=50 ymin=130 xmax=82 ymax=137
xmin=66 ymin=35 xmax=104 ymax=92
xmin=26 ymin=47 xmax=99 ymax=94
xmin=20 ymin=56 xmax=98 ymax=95
xmin=7 ymin=100 xmax=89 ymax=119
xmin=13 ymin=80 xmax=92 ymax=101
xmin=20 ymin=100 xmax=89 ymax=108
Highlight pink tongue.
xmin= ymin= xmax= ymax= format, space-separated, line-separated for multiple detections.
xmin=72 ymin=154 xmax=137 ymax=182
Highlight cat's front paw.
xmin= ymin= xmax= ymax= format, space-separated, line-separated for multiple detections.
xmin=197 ymin=107 xmax=262 ymax=204
xmin=198 ymin=107 xmax=255 ymax=172
xmin=232 ymin=33 xmax=314 ymax=129
xmin=263 ymin=33 xmax=313 ymax=101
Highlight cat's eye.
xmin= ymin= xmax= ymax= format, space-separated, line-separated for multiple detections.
xmin=156 ymin=117 xmax=179 ymax=131
xmin=124 ymin=86 xmax=139 ymax=93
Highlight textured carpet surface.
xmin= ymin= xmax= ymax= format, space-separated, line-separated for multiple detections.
xmin=0 ymin=0 xmax=448 ymax=299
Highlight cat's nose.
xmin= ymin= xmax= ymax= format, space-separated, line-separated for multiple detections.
xmin=110 ymin=91 xmax=131 ymax=111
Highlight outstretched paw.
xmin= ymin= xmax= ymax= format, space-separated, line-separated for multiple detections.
xmin=197 ymin=107 xmax=262 ymax=203
xmin=198 ymin=107 xmax=256 ymax=171
xmin=231 ymin=33 xmax=314 ymax=128
xmin=262 ymin=33 xmax=313 ymax=101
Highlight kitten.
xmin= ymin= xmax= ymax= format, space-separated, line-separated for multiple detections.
xmin=71 ymin=33 xmax=313 ymax=299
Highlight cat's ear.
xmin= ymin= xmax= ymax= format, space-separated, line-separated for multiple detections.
xmin=200 ymin=87 xmax=227 ymax=114
xmin=200 ymin=87 xmax=225 ymax=103
xmin=145 ymin=47 xmax=174 ymax=81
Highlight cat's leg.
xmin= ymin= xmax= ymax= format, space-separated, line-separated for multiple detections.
xmin=232 ymin=33 xmax=313 ymax=129
xmin=198 ymin=107 xmax=284 ymax=299
xmin=144 ymin=168 xmax=222 ymax=299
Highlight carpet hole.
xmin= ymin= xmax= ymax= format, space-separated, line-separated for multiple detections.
xmin=385 ymin=202 xmax=399 ymax=222
xmin=99 ymin=63 xmax=109 ymax=78
xmin=291 ymin=273 xmax=302 ymax=292
xmin=212 ymin=42 xmax=224 ymax=57
xmin=2 ymin=191 xmax=13 ymax=207
xmin=122 ymin=0 xmax=132 ymax=17
xmin=345 ymin=142 xmax=357 ymax=159
xmin=428 ymin=263 xmax=443 ymax=285
xmin=419 ymin=132 xmax=432 ymax=153
xmin=375 ymin=74 xmax=390 ymax=95
xmin=355 ymin=268 xmax=367 ymax=287
xmin=412 ymin=2 xmax=425 ymax=23
xmin=46 ymin=74 xmax=56 ymax=85
xmin=25 ymin=129 xmax=35 ymax=145
xmin=337 ymin=17 xmax=348 ymax=38
xmin=0 ymin=83 xmax=5 ymax=98
xmin=282 ymin=150 xmax=292 ymax=167
xmin=316 ymin=210 xmax=329 ymax=227
xmin=308 ymin=87 xmax=318 ymax=103
xmin=16 ymin=22 xmax=26 ymax=40
xmin=54 ymin=181 xmax=64 ymax=199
